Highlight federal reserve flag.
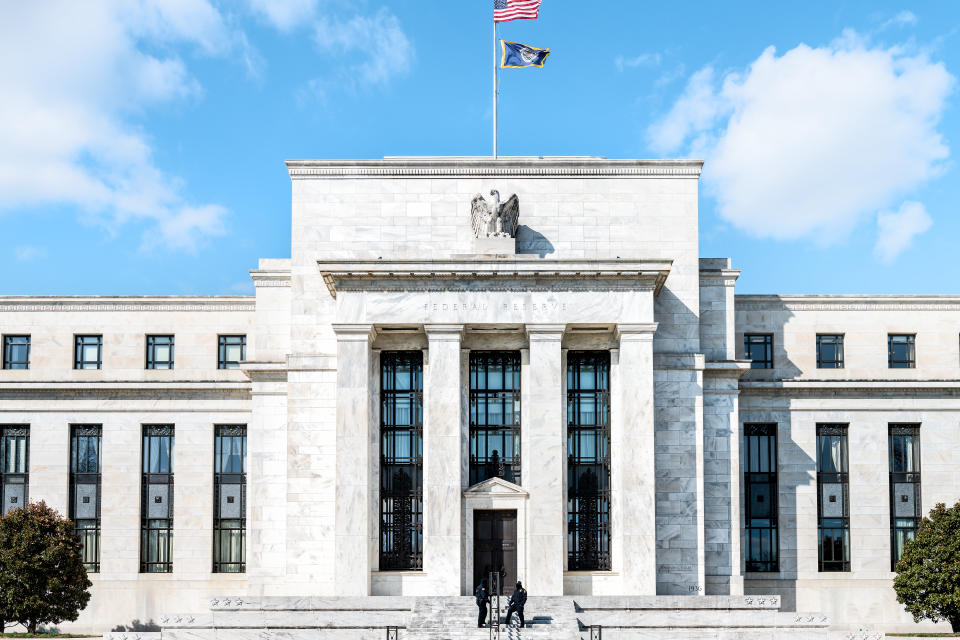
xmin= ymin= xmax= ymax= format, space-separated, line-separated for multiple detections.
xmin=501 ymin=40 xmax=550 ymax=68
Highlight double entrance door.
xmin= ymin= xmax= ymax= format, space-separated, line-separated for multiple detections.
xmin=473 ymin=509 xmax=517 ymax=596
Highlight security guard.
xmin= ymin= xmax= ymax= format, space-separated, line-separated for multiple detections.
xmin=475 ymin=579 xmax=490 ymax=628
xmin=505 ymin=580 xmax=527 ymax=628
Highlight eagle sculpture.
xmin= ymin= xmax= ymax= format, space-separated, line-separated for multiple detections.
xmin=470 ymin=190 xmax=519 ymax=238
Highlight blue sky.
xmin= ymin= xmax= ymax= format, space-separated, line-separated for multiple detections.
xmin=1 ymin=1 xmax=958 ymax=295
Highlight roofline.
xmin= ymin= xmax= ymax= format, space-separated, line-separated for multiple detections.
xmin=286 ymin=157 xmax=703 ymax=179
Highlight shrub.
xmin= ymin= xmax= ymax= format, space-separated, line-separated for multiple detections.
xmin=0 ymin=501 xmax=92 ymax=634
xmin=893 ymin=501 xmax=960 ymax=632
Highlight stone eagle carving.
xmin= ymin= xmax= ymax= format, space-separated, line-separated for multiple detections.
xmin=471 ymin=190 xmax=519 ymax=238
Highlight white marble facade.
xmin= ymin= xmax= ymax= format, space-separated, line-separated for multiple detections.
xmin=0 ymin=157 xmax=956 ymax=634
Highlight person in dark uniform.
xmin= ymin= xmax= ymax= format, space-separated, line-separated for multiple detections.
xmin=475 ymin=579 xmax=489 ymax=628
xmin=505 ymin=580 xmax=527 ymax=627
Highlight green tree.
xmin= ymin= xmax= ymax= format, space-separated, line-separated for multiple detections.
xmin=893 ymin=501 xmax=960 ymax=632
xmin=0 ymin=501 xmax=92 ymax=634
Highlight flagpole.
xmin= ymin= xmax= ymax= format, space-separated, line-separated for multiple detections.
xmin=493 ymin=16 xmax=498 ymax=158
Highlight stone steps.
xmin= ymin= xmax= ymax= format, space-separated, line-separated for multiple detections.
xmin=139 ymin=594 xmax=846 ymax=640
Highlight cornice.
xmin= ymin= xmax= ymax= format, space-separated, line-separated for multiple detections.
xmin=740 ymin=379 xmax=960 ymax=398
xmin=286 ymin=157 xmax=702 ymax=179
xmin=0 ymin=296 xmax=255 ymax=312
xmin=0 ymin=380 xmax=251 ymax=401
xmin=250 ymin=268 xmax=292 ymax=288
xmin=317 ymin=258 xmax=672 ymax=298
xmin=736 ymin=295 xmax=960 ymax=312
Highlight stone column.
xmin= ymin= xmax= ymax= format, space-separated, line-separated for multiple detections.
xmin=616 ymin=323 xmax=658 ymax=594
xmin=523 ymin=324 xmax=566 ymax=595
xmin=423 ymin=324 xmax=464 ymax=594
xmin=332 ymin=324 xmax=374 ymax=596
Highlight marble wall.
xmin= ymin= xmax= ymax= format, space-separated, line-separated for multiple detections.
xmin=737 ymin=296 xmax=960 ymax=632
xmin=0 ymin=298 xmax=255 ymax=633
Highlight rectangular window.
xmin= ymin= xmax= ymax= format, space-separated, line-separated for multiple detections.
xmin=141 ymin=425 xmax=174 ymax=573
xmin=744 ymin=424 xmax=778 ymax=572
xmin=816 ymin=334 xmax=844 ymax=369
xmin=0 ymin=426 xmax=28 ymax=515
xmin=74 ymin=335 xmax=103 ymax=370
xmin=469 ymin=351 xmax=521 ymax=486
xmin=379 ymin=352 xmax=424 ymax=571
xmin=888 ymin=334 xmax=916 ymax=368
xmin=817 ymin=424 xmax=850 ymax=572
xmin=146 ymin=335 xmax=175 ymax=370
xmin=744 ymin=334 xmax=774 ymax=369
xmin=2 ymin=336 xmax=30 ymax=370
xmin=889 ymin=424 xmax=921 ymax=570
xmin=214 ymin=425 xmax=246 ymax=573
xmin=218 ymin=335 xmax=246 ymax=370
xmin=567 ymin=351 xmax=611 ymax=571
xmin=70 ymin=425 xmax=102 ymax=573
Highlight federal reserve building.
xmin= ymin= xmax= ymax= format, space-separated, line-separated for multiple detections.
xmin=2 ymin=156 xmax=958 ymax=639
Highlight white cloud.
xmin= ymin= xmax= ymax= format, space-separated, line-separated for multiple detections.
xmin=14 ymin=246 xmax=47 ymax=262
xmin=0 ymin=1 xmax=247 ymax=251
xmin=874 ymin=201 xmax=932 ymax=262
xmin=313 ymin=8 xmax=413 ymax=88
xmin=247 ymin=0 xmax=318 ymax=31
xmin=615 ymin=53 xmax=661 ymax=71
xmin=882 ymin=10 xmax=918 ymax=30
xmin=649 ymin=31 xmax=953 ymax=252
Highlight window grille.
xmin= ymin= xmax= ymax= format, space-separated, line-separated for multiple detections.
xmin=744 ymin=423 xmax=778 ymax=572
xmin=817 ymin=424 xmax=850 ymax=572
xmin=469 ymin=351 xmax=521 ymax=486
xmin=816 ymin=335 xmax=844 ymax=369
xmin=0 ymin=426 xmax=28 ymax=515
xmin=141 ymin=425 xmax=174 ymax=573
xmin=567 ymin=351 xmax=611 ymax=571
xmin=889 ymin=424 xmax=921 ymax=570
xmin=379 ymin=352 xmax=423 ymax=571
xmin=75 ymin=335 xmax=102 ymax=370
xmin=218 ymin=335 xmax=246 ymax=369
xmin=70 ymin=425 xmax=102 ymax=572
xmin=888 ymin=334 xmax=916 ymax=368
xmin=744 ymin=334 xmax=773 ymax=369
xmin=2 ymin=335 xmax=30 ymax=369
xmin=146 ymin=335 xmax=175 ymax=370
xmin=214 ymin=425 xmax=246 ymax=573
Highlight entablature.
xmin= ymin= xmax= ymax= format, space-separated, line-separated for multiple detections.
xmin=317 ymin=258 xmax=672 ymax=299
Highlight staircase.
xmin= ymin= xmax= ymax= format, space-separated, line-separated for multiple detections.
xmin=406 ymin=596 xmax=579 ymax=640
xmin=144 ymin=593 xmax=839 ymax=639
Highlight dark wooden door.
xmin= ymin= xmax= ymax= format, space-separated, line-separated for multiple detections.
xmin=473 ymin=510 xmax=517 ymax=596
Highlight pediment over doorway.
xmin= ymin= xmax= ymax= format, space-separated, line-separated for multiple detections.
xmin=463 ymin=476 xmax=529 ymax=498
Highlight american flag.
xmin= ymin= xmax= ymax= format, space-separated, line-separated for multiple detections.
xmin=494 ymin=0 xmax=542 ymax=22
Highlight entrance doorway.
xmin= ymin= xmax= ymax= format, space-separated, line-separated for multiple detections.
xmin=473 ymin=509 xmax=517 ymax=596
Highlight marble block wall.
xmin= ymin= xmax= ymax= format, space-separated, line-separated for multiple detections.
xmin=737 ymin=295 xmax=960 ymax=631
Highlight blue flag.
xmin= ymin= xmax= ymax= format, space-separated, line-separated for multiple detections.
xmin=500 ymin=40 xmax=550 ymax=68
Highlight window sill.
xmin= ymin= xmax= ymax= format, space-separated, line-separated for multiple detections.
xmin=372 ymin=570 xmax=425 ymax=576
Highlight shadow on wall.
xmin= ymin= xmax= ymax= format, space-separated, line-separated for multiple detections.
xmin=112 ymin=619 xmax=161 ymax=632
xmin=516 ymin=225 xmax=554 ymax=257
xmin=739 ymin=300 xmax=812 ymax=612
